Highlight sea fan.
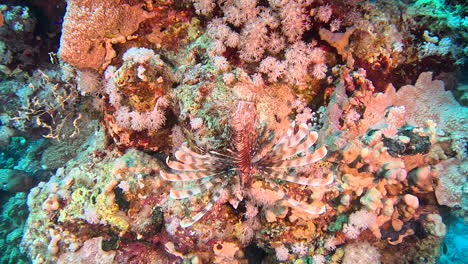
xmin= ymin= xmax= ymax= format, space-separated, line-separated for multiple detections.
xmin=160 ymin=101 xmax=332 ymax=227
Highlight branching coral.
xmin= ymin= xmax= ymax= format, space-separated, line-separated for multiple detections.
xmin=200 ymin=0 xmax=328 ymax=84
xmin=11 ymin=68 xmax=82 ymax=140
xmin=161 ymin=101 xmax=332 ymax=227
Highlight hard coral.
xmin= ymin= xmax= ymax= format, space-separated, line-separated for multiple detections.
xmin=144 ymin=4 xmax=198 ymax=51
xmin=59 ymin=0 xmax=154 ymax=70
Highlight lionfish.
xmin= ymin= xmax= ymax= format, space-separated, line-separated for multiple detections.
xmin=160 ymin=101 xmax=333 ymax=227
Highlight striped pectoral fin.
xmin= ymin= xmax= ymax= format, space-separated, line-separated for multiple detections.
xmin=267 ymin=123 xmax=306 ymax=157
xmin=170 ymin=185 xmax=201 ymax=199
xmin=174 ymin=149 xmax=209 ymax=164
xmin=179 ymin=180 xmax=228 ymax=228
xmin=270 ymin=122 xmax=296 ymax=150
xmin=166 ymin=157 xmax=220 ymax=171
xmin=169 ymin=177 xmax=221 ymax=199
xmin=180 ymin=202 xmax=214 ymax=228
xmin=284 ymin=196 xmax=326 ymax=215
xmin=175 ymin=143 xmax=231 ymax=165
xmin=278 ymin=123 xmax=309 ymax=149
xmin=263 ymin=178 xmax=326 ymax=215
xmin=268 ymin=146 xmax=327 ymax=169
xmin=270 ymin=131 xmax=320 ymax=163
xmin=170 ymin=188 xmax=197 ymax=199
xmin=209 ymin=150 xmax=237 ymax=161
xmin=308 ymin=173 xmax=334 ymax=186
xmin=180 ymin=143 xmax=210 ymax=159
xmin=261 ymin=126 xmax=320 ymax=164
xmin=160 ymin=170 xmax=224 ymax=182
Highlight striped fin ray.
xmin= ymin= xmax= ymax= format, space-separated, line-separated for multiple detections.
xmin=170 ymin=182 xmax=215 ymax=199
xmin=183 ymin=174 xmax=213 ymax=186
xmin=252 ymin=129 xmax=280 ymax=163
xmin=263 ymin=124 xmax=303 ymax=159
xmin=160 ymin=170 xmax=225 ymax=182
xmin=169 ymin=176 xmax=224 ymax=199
xmin=259 ymin=124 xmax=318 ymax=164
xmin=283 ymin=196 xmax=326 ymax=215
xmin=264 ymin=178 xmax=326 ymax=215
xmin=267 ymin=146 xmax=327 ymax=169
xmin=269 ymin=171 xmax=334 ymax=186
xmin=175 ymin=143 xmax=235 ymax=165
xmin=181 ymin=143 xmax=208 ymax=158
xmin=269 ymin=122 xmax=296 ymax=151
xmin=174 ymin=144 xmax=211 ymax=164
xmin=179 ymin=180 xmax=229 ymax=228
xmin=169 ymin=181 xmax=215 ymax=199
xmin=207 ymin=151 xmax=238 ymax=166
xmin=166 ymin=157 xmax=223 ymax=171
xmin=269 ymin=130 xmax=319 ymax=163
xmin=274 ymin=123 xmax=309 ymax=151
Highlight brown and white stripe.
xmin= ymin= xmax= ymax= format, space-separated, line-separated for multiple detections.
xmin=268 ymin=146 xmax=327 ymax=169
xmin=179 ymin=179 xmax=229 ymax=228
xmin=264 ymin=178 xmax=326 ymax=215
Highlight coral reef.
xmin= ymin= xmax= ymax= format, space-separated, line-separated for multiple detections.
xmin=59 ymin=0 xmax=155 ymax=70
xmin=162 ymin=101 xmax=331 ymax=227
xmin=0 ymin=4 xmax=37 ymax=75
xmin=0 ymin=192 xmax=30 ymax=264
xmin=0 ymin=0 xmax=465 ymax=263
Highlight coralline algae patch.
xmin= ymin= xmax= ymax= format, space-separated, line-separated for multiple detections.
xmin=21 ymin=146 xmax=173 ymax=263
xmin=0 ymin=0 xmax=466 ymax=264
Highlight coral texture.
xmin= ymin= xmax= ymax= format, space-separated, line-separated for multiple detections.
xmin=0 ymin=0 xmax=465 ymax=264
xmin=59 ymin=0 xmax=154 ymax=70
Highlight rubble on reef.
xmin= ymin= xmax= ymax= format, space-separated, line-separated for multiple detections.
xmin=0 ymin=0 xmax=466 ymax=263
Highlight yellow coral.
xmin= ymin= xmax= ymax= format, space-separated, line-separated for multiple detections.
xmin=96 ymin=192 xmax=129 ymax=231
xmin=58 ymin=187 xmax=92 ymax=222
